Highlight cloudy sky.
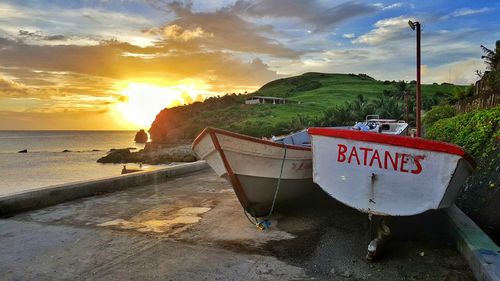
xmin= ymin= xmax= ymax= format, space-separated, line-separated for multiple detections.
xmin=0 ymin=0 xmax=498 ymax=130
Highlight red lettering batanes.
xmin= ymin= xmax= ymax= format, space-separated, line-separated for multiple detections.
xmin=411 ymin=155 xmax=425 ymax=174
xmin=400 ymin=153 xmax=410 ymax=173
xmin=359 ymin=147 xmax=372 ymax=165
xmin=336 ymin=143 xmax=425 ymax=174
xmin=348 ymin=146 xmax=360 ymax=165
xmin=337 ymin=144 xmax=347 ymax=162
xmin=369 ymin=149 xmax=382 ymax=168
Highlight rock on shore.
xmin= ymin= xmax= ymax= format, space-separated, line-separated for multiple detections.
xmin=97 ymin=148 xmax=133 ymax=163
xmin=134 ymin=129 xmax=148 ymax=143
xmin=97 ymin=145 xmax=197 ymax=164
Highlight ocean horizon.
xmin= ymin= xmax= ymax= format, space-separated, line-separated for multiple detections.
xmin=0 ymin=130 xmax=160 ymax=196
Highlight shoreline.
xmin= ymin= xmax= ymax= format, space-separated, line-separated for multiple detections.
xmin=0 ymin=161 xmax=169 ymax=198
xmin=0 ymin=161 xmax=208 ymax=216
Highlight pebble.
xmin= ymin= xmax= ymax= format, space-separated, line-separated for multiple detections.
xmin=340 ymin=270 xmax=352 ymax=278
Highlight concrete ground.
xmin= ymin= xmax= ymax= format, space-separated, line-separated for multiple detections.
xmin=0 ymin=168 xmax=474 ymax=281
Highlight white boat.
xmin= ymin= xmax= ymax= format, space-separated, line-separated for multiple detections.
xmin=308 ymin=128 xmax=475 ymax=216
xmin=352 ymin=115 xmax=409 ymax=135
xmin=192 ymin=127 xmax=315 ymax=217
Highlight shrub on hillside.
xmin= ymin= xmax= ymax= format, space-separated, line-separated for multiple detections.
xmin=422 ymin=105 xmax=457 ymax=129
xmin=451 ymin=85 xmax=475 ymax=101
xmin=357 ymin=73 xmax=375 ymax=80
xmin=426 ymin=107 xmax=500 ymax=242
xmin=426 ymin=107 xmax=499 ymax=158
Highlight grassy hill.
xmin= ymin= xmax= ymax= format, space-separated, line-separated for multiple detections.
xmin=149 ymin=72 xmax=464 ymax=143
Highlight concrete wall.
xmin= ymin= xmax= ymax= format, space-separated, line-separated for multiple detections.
xmin=446 ymin=205 xmax=500 ymax=281
xmin=0 ymin=161 xmax=209 ymax=217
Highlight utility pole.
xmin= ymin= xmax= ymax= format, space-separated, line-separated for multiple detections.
xmin=408 ymin=20 xmax=422 ymax=137
xmin=404 ymin=93 xmax=409 ymax=122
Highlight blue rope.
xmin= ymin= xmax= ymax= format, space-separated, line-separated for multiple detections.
xmin=244 ymin=144 xmax=287 ymax=231
xmin=267 ymin=144 xmax=287 ymax=218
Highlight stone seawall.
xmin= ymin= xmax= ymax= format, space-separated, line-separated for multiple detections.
xmin=0 ymin=161 xmax=208 ymax=217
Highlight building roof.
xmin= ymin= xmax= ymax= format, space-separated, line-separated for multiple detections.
xmin=245 ymin=96 xmax=287 ymax=100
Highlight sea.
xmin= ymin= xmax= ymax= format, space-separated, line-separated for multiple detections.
xmin=0 ymin=130 xmax=161 ymax=196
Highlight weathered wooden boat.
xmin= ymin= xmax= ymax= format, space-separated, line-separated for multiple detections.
xmin=308 ymin=128 xmax=475 ymax=216
xmin=192 ymin=127 xmax=315 ymax=217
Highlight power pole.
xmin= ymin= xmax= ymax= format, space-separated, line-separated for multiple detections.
xmin=408 ymin=20 xmax=422 ymax=137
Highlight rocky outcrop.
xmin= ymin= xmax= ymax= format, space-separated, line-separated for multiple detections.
xmin=138 ymin=145 xmax=197 ymax=164
xmin=148 ymin=94 xmax=245 ymax=144
xmin=97 ymin=148 xmax=132 ymax=163
xmin=97 ymin=145 xmax=197 ymax=164
xmin=18 ymin=149 xmax=27 ymax=153
xmin=149 ymin=107 xmax=187 ymax=143
xmin=134 ymin=129 xmax=148 ymax=143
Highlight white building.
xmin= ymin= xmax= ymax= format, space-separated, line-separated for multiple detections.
xmin=245 ymin=96 xmax=290 ymax=105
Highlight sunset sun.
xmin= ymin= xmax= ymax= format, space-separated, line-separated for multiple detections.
xmin=115 ymin=82 xmax=210 ymax=129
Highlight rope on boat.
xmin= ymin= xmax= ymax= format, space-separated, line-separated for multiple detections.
xmin=245 ymin=144 xmax=287 ymax=231
xmin=268 ymin=144 xmax=287 ymax=218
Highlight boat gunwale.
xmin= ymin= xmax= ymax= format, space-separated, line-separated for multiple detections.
xmin=308 ymin=128 xmax=475 ymax=167
xmin=192 ymin=127 xmax=311 ymax=151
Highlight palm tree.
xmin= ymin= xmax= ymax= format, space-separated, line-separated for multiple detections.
xmin=392 ymin=80 xmax=414 ymax=100
xmin=321 ymin=104 xmax=355 ymax=126
xmin=348 ymin=94 xmax=374 ymax=121
xmin=370 ymin=96 xmax=404 ymax=120
xmin=481 ymin=40 xmax=500 ymax=71
xmin=479 ymin=40 xmax=500 ymax=95
xmin=334 ymin=105 xmax=356 ymax=126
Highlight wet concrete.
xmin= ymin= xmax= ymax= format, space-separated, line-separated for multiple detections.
xmin=0 ymin=168 xmax=474 ymax=280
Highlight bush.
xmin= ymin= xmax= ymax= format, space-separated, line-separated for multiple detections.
xmin=357 ymin=73 xmax=375 ymax=80
xmin=422 ymin=105 xmax=457 ymax=129
xmin=426 ymin=107 xmax=499 ymax=158
xmin=451 ymin=85 xmax=475 ymax=101
xmin=426 ymin=107 xmax=500 ymax=242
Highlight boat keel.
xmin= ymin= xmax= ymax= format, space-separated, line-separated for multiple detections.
xmin=366 ymin=215 xmax=391 ymax=261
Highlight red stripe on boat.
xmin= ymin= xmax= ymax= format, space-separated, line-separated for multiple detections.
xmin=207 ymin=130 xmax=250 ymax=209
xmin=308 ymin=128 xmax=475 ymax=166
xmin=192 ymin=127 xmax=311 ymax=151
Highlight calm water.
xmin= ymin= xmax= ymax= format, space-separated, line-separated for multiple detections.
xmin=0 ymin=131 xmax=156 ymax=196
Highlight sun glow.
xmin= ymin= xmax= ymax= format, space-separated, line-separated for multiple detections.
xmin=115 ymin=81 xmax=212 ymax=129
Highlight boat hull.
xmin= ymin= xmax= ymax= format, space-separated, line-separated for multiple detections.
xmin=309 ymin=128 xmax=474 ymax=216
xmin=192 ymin=128 xmax=315 ymax=217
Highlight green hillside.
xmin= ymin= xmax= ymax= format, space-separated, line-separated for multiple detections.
xmin=254 ymin=72 xmax=458 ymax=106
xmin=149 ymin=72 xmax=465 ymax=142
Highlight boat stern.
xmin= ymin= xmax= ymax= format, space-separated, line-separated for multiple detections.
xmin=309 ymin=128 xmax=475 ymax=216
